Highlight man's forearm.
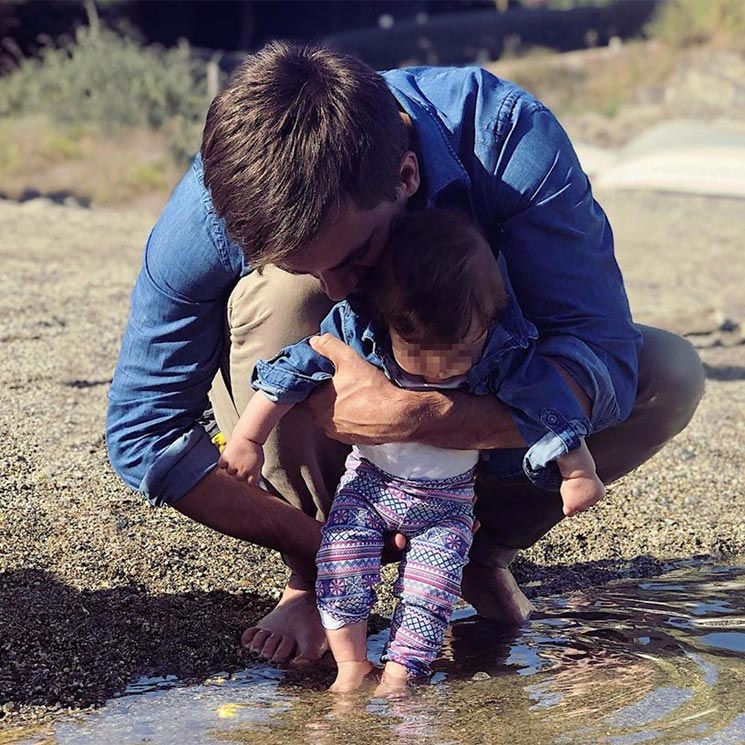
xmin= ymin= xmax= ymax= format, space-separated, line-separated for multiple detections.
xmin=403 ymin=357 xmax=593 ymax=451
xmin=405 ymin=389 xmax=526 ymax=450
xmin=173 ymin=467 xmax=322 ymax=580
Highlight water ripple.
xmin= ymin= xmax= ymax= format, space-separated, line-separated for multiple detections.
xmin=21 ymin=562 xmax=745 ymax=745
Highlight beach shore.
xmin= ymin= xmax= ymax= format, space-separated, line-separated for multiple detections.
xmin=1 ymin=188 xmax=743 ymax=730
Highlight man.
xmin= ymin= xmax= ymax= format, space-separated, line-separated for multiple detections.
xmin=106 ymin=42 xmax=704 ymax=667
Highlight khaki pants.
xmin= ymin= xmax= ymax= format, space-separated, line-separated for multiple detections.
xmin=210 ymin=268 xmax=705 ymax=565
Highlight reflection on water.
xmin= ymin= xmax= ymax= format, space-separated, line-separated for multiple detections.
xmin=22 ymin=563 xmax=745 ymax=745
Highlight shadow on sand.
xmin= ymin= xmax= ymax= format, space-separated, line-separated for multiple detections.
xmin=0 ymin=568 xmax=276 ymax=712
xmin=0 ymin=552 xmax=708 ymax=713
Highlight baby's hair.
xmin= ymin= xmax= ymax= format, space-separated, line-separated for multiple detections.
xmin=371 ymin=208 xmax=507 ymax=344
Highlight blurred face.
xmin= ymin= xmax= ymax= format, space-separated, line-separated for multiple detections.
xmin=390 ymin=327 xmax=488 ymax=385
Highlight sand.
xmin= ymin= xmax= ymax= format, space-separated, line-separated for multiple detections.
xmin=0 ymin=187 xmax=744 ymax=730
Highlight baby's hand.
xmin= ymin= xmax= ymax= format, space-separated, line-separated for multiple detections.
xmin=560 ymin=473 xmax=605 ymax=517
xmin=218 ymin=439 xmax=264 ymax=485
xmin=557 ymin=439 xmax=605 ymax=517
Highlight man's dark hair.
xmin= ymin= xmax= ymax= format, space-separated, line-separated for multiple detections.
xmin=201 ymin=41 xmax=409 ymax=269
xmin=371 ymin=209 xmax=507 ymax=344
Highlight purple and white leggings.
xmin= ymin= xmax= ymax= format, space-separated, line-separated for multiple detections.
xmin=315 ymin=448 xmax=475 ymax=678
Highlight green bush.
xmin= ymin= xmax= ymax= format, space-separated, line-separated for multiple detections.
xmin=647 ymin=0 xmax=745 ymax=51
xmin=0 ymin=25 xmax=212 ymax=159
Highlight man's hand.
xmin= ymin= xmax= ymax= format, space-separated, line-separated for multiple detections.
xmin=218 ymin=439 xmax=265 ymax=484
xmin=304 ymin=334 xmax=415 ymax=445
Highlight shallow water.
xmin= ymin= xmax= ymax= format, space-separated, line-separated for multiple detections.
xmin=21 ymin=563 xmax=745 ymax=745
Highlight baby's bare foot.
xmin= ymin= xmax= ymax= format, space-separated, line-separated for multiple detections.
xmin=373 ymin=661 xmax=410 ymax=697
xmin=329 ymin=660 xmax=377 ymax=694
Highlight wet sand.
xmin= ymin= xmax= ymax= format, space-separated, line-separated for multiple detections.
xmin=0 ymin=188 xmax=743 ymax=730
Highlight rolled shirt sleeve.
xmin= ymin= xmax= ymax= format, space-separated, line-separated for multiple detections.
xmin=490 ymin=346 xmax=591 ymax=490
xmin=251 ymin=303 xmax=346 ymax=404
xmin=252 ymin=344 xmax=335 ymax=405
xmin=106 ymin=157 xmax=243 ymax=506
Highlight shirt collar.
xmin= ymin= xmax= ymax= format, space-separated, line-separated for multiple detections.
xmin=384 ymin=74 xmax=472 ymax=206
xmin=468 ymin=296 xmax=535 ymax=385
xmin=356 ymin=301 xmax=387 ymax=362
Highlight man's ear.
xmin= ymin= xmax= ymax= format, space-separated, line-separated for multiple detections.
xmin=396 ymin=151 xmax=420 ymax=201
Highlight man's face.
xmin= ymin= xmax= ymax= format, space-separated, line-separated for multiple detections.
xmin=278 ymin=197 xmax=406 ymax=301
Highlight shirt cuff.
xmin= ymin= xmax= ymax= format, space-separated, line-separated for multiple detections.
xmin=522 ymin=409 xmax=589 ymax=491
xmin=140 ymin=427 xmax=219 ymax=507
xmin=251 ymin=358 xmax=331 ymax=405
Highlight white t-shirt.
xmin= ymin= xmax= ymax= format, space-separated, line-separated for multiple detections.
xmin=356 ymin=369 xmax=477 ymax=480
xmin=356 ymin=441 xmax=478 ymax=480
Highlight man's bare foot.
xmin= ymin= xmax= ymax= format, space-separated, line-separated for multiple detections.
xmin=373 ymin=661 xmax=410 ymax=697
xmin=460 ymin=561 xmax=535 ymax=624
xmin=329 ymin=660 xmax=377 ymax=694
xmin=241 ymin=580 xmax=328 ymax=666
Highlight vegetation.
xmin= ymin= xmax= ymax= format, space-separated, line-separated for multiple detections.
xmin=0 ymin=0 xmax=742 ymax=207
xmin=491 ymin=40 xmax=676 ymax=120
xmin=490 ymin=0 xmax=744 ymax=140
xmin=0 ymin=22 xmax=214 ymax=205
xmin=646 ymin=0 xmax=745 ymax=52
xmin=0 ymin=25 xmax=208 ymax=132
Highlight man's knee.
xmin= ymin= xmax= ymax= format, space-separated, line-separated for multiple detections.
xmin=228 ymin=266 xmax=332 ymax=353
xmin=637 ymin=325 xmax=705 ymax=438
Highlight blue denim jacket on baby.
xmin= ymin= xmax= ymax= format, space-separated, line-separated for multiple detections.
xmin=252 ymin=292 xmax=590 ymax=491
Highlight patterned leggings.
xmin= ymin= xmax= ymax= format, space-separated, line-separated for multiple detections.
xmin=315 ymin=449 xmax=475 ymax=678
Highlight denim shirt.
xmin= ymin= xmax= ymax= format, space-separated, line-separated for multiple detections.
xmin=253 ymin=290 xmax=590 ymax=490
xmin=106 ymin=65 xmax=642 ymax=506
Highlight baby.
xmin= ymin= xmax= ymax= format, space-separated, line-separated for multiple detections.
xmin=220 ymin=208 xmax=605 ymax=693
